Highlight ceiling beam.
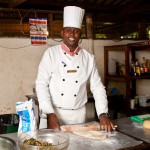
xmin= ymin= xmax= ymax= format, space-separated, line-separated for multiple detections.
xmin=119 ymin=0 xmax=146 ymax=14
xmin=9 ymin=0 xmax=29 ymax=8
xmin=0 ymin=0 xmax=10 ymax=4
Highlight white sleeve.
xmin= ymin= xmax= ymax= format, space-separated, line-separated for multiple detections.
xmin=35 ymin=49 xmax=54 ymax=115
xmin=89 ymin=58 xmax=108 ymax=117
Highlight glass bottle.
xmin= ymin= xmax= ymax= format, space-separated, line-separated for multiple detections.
xmin=140 ymin=64 xmax=144 ymax=75
xmin=135 ymin=59 xmax=140 ymax=76
xmin=116 ymin=61 xmax=120 ymax=75
xmin=142 ymin=57 xmax=148 ymax=75
xmin=130 ymin=59 xmax=135 ymax=76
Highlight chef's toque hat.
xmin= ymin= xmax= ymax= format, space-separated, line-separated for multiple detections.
xmin=63 ymin=6 xmax=85 ymax=29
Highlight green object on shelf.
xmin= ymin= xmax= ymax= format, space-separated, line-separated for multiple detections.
xmin=0 ymin=114 xmax=19 ymax=134
xmin=5 ymin=124 xmax=18 ymax=133
xmin=130 ymin=114 xmax=150 ymax=123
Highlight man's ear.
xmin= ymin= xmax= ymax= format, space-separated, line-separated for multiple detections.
xmin=61 ymin=30 xmax=63 ymax=37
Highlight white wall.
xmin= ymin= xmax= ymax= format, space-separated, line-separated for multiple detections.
xmin=0 ymin=38 xmax=149 ymax=114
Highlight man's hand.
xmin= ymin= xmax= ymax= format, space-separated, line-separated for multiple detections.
xmin=99 ymin=114 xmax=116 ymax=132
xmin=47 ymin=113 xmax=61 ymax=130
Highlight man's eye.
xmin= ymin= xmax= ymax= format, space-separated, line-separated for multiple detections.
xmin=65 ymin=29 xmax=70 ymax=32
xmin=74 ymin=30 xmax=79 ymax=33
xmin=64 ymin=28 xmax=80 ymax=33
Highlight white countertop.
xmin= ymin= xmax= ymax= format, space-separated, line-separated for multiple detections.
xmin=1 ymin=129 xmax=143 ymax=150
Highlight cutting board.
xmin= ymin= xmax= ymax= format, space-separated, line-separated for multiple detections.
xmin=130 ymin=114 xmax=150 ymax=123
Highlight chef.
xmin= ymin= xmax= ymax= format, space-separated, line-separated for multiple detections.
xmin=36 ymin=6 xmax=115 ymax=132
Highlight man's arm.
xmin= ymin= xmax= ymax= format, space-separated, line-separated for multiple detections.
xmin=89 ymin=58 xmax=116 ymax=132
xmin=47 ymin=113 xmax=61 ymax=130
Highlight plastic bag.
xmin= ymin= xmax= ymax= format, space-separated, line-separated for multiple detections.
xmin=16 ymin=99 xmax=37 ymax=135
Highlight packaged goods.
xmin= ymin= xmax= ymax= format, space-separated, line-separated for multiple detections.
xmin=16 ymin=99 xmax=37 ymax=135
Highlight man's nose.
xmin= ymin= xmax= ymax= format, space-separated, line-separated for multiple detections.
xmin=70 ymin=29 xmax=75 ymax=34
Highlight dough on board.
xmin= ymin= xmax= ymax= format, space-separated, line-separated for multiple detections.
xmin=73 ymin=131 xmax=107 ymax=140
xmin=143 ymin=120 xmax=150 ymax=129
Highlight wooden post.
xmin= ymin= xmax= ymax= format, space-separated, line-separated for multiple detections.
xmin=86 ymin=15 xmax=94 ymax=54
xmin=48 ymin=13 xmax=53 ymax=37
xmin=86 ymin=15 xmax=93 ymax=39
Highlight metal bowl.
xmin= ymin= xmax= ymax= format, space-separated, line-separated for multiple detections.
xmin=0 ymin=136 xmax=16 ymax=150
xmin=18 ymin=129 xmax=69 ymax=150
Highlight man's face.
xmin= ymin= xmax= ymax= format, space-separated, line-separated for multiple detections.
xmin=61 ymin=27 xmax=81 ymax=49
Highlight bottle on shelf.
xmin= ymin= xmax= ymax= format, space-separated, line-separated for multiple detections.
xmin=119 ymin=64 xmax=126 ymax=76
xmin=140 ymin=64 xmax=144 ymax=75
xmin=130 ymin=59 xmax=135 ymax=76
xmin=116 ymin=61 xmax=120 ymax=75
xmin=142 ymin=57 xmax=149 ymax=75
xmin=135 ymin=59 xmax=140 ymax=76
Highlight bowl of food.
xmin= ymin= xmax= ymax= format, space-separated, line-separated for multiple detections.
xmin=18 ymin=129 xmax=69 ymax=150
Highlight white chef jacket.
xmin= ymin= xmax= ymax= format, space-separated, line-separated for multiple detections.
xmin=35 ymin=45 xmax=108 ymax=125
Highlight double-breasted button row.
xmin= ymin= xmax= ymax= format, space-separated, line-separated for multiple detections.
xmin=61 ymin=93 xmax=77 ymax=97
xmin=61 ymin=79 xmax=78 ymax=96
xmin=64 ymin=52 xmax=78 ymax=55
xmin=63 ymin=65 xmax=80 ymax=68
xmin=62 ymin=79 xmax=78 ymax=83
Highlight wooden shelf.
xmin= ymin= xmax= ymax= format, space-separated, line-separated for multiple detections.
xmin=104 ymin=43 xmax=150 ymax=117
xmin=130 ymin=75 xmax=150 ymax=79
xmin=106 ymin=75 xmax=126 ymax=81
xmin=106 ymin=75 xmax=150 ymax=80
